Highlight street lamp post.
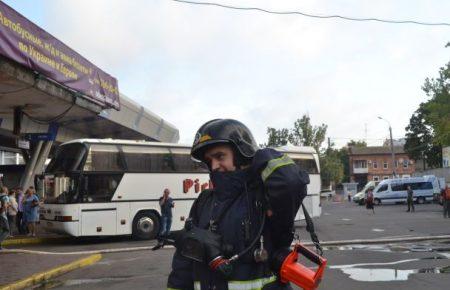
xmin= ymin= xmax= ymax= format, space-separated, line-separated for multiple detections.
xmin=378 ymin=116 xmax=397 ymax=178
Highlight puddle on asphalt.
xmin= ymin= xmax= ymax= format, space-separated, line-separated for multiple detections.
xmin=324 ymin=242 xmax=450 ymax=254
xmin=340 ymin=268 xmax=415 ymax=281
xmin=339 ymin=265 xmax=450 ymax=282
xmin=330 ymin=256 xmax=450 ymax=282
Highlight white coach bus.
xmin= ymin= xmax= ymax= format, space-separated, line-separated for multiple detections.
xmin=39 ymin=140 xmax=320 ymax=239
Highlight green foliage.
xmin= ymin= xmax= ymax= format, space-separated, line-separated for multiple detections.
xmin=263 ymin=115 xmax=327 ymax=153
xmin=422 ymin=60 xmax=450 ymax=146
xmin=264 ymin=127 xmax=290 ymax=147
xmin=404 ymin=105 xmax=442 ymax=168
xmin=288 ymin=115 xmax=328 ymax=153
xmin=347 ymin=140 xmax=367 ymax=148
xmin=320 ymin=148 xmax=344 ymax=187
xmin=337 ymin=147 xmax=350 ymax=183
xmin=405 ymin=48 xmax=449 ymax=168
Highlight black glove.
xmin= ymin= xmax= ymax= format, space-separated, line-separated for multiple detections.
xmin=178 ymin=226 xmax=223 ymax=264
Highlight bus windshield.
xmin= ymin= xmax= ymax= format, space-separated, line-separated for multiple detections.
xmin=46 ymin=143 xmax=87 ymax=173
xmin=43 ymin=174 xmax=80 ymax=204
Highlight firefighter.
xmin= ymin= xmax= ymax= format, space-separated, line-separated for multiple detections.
xmin=166 ymin=119 xmax=309 ymax=290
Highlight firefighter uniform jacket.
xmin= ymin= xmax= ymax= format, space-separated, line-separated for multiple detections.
xmin=167 ymin=148 xmax=309 ymax=290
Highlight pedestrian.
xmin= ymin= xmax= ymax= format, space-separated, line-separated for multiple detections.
xmin=406 ymin=185 xmax=415 ymax=212
xmin=166 ymin=119 xmax=309 ymax=289
xmin=7 ymin=189 xmax=18 ymax=236
xmin=443 ymin=185 xmax=450 ymax=218
xmin=15 ymin=187 xmax=26 ymax=234
xmin=158 ymin=188 xmax=174 ymax=243
xmin=23 ymin=187 xmax=40 ymax=237
xmin=0 ymin=187 xmax=10 ymax=250
xmin=365 ymin=187 xmax=375 ymax=214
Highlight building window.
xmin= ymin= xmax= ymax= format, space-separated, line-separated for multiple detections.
xmin=394 ymin=160 xmax=399 ymax=168
xmin=383 ymin=161 xmax=388 ymax=169
xmin=354 ymin=160 xmax=367 ymax=168
xmin=383 ymin=176 xmax=390 ymax=180
xmin=403 ymin=160 xmax=409 ymax=168
xmin=373 ymin=176 xmax=380 ymax=182
xmin=373 ymin=161 xmax=378 ymax=169
xmin=402 ymin=174 xmax=410 ymax=178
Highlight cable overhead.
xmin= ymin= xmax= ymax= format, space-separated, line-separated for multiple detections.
xmin=171 ymin=0 xmax=450 ymax=27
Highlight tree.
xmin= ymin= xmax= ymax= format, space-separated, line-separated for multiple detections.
xmin=422 ymin=56 xmax=450 ymax=146
xmin=263 ymin=115 xmax=328 ymax=152
xmin=404 ymin=43 xmax=449 ymax=169
xmin=264 ymin=127 xmax=290 ymax=147
xmin=404 ymin=105 xmax=442 ymax=168
xmin=320 ymin=148 xmax=344 ymax=188
xmin=288 ymin=115 xmax=328 ymax=153
xmin=347 ymin=140 xmax=367 ymax=148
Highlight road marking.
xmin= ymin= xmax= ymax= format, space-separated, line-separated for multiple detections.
xmin=2 ymin=236 xmax=450 ymax=256
xmin=0 ymin=254 xmax=101 ymax=290
xmin=329 ymin=258 xmax=420 ymax=269
xmin=372 ymin=228 xmax=385 ymax=232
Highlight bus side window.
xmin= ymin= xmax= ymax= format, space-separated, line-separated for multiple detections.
xmin=293 ymin=159 xmax=318 ymax=174
xmin=82 ymin=174 xmax=123 ymax=202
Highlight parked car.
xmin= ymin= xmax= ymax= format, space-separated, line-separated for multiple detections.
xmin=372 ymin=176 xmax=439 ymax=205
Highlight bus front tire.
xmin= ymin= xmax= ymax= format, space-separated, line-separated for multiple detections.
xmin=132 ymin=211 xmax=160 ymax=240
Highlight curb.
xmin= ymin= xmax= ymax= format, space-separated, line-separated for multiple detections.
xmin=3 ymin=236 xmax=70 ymax=246
xmin=0 ymin=254 xmax=102 ymax=290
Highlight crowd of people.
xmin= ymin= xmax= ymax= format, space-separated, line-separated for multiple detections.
xmin=0 ymin=186 xmax=40 ymax=250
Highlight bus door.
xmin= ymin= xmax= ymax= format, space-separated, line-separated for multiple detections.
xmin=79 ymin=173 xmax=122 ymax=236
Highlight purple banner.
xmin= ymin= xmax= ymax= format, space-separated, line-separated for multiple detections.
xmin=0 ymin=2 xmax=120 ymax=110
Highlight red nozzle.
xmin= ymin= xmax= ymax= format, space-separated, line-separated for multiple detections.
xmin=279 ymin=244 xmax=327 ymax=290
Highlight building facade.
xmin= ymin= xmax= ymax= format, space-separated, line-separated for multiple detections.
xmin=348 ymin=146 xmax=416 ymax=187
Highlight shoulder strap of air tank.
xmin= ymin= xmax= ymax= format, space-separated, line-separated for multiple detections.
xmin=301 ymin=203 xmax=323 ymax=256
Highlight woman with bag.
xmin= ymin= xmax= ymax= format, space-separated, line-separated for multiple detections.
xmin=365 ymin=187 xmax=375 ymax=214
xmin=23 ymin=188 xmax=40 ymax=237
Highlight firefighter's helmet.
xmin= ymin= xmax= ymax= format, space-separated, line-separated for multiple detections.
xmin=191 ymin=119 xmax=259 ymax=163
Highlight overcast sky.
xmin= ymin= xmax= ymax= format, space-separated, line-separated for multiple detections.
xmin=4 ymin=0 xmax=450 ymax=148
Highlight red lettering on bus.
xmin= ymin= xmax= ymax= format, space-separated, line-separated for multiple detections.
xmin=183 ymin=179 xmax=194 ymax=193
xmin=194 ymin=179 xmax=200 ymax=193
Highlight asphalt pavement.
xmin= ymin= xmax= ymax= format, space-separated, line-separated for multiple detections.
xmin=2 ymin=198 xmax=449 ymax=290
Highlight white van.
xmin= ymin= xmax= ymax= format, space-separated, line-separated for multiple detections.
xmin=372 ymin=176 xmax=439 ymax=205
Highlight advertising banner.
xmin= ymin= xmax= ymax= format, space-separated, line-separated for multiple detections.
xmin=0 ymin=2 xmax=120 ymax=110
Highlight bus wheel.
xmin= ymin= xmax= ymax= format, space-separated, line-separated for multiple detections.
xmin=417 ymin=197 xmax=425 ymax=204
xmin=132 ymin=211 xmax=160 ymax=240
xmin=374 ymin=198 xmax=381 ymax=205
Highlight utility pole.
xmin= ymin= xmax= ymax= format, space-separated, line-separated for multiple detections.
xmin=378 ymin=116 xmax=397 ymax=178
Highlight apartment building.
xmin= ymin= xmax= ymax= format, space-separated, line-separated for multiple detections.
xmin=348 ymin=146 xmax=416 ymax=186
